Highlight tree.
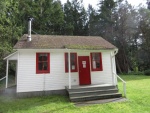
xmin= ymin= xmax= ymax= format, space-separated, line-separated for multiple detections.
xmin=87 ymin=4 xmax=98 ymax=36
xmin=0 ymin=0 xmax=21 ymax=77
xmin=147 ymin=0 xmax=150 ymax=9
xmin=63 ymin=0 xmax=88 ymax=36
xmin=18 ymin=0 xmax=64 ymax=35
xmin=95 ymin=0 xmax=116 ymax=41
xmin=0 ymin=0 xmax=65 ymax=78
xmin=63 ymin=0 xmax=74 ymax=35
xmin=138 ymin=8 xmax=150 ymax=70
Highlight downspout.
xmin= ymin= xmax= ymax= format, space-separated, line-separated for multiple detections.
xmin=111 ymin=49 xmax=118 ymax=85
xmin=112 ymin=49 xmax=126 ymax=97
xmin=112 ymin=49 xmax=118 ymax=73
xmin=112 ymin=49 xmax=118 ymax=57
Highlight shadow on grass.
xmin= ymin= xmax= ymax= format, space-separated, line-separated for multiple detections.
xmin=118 ymin=75 xmax=150 ymax=82
xmin=0 ymin=95 xmax=73 ymax=113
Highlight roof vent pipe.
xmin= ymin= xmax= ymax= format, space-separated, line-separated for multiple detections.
xmin=27 ymin=18 xmax=33 ymax=42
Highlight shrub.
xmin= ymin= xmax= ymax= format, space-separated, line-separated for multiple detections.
xmin=128 ymin=71 xmax=144 ymax=75
xmin=144 ymin=69 xmax=150 ymax=76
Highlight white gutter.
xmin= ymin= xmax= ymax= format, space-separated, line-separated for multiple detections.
xmin=112 ymin=49 xmax=118 ymax=57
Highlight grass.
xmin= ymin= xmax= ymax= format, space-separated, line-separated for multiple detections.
xmin=0 ymin=75 xmax=150 ymax=113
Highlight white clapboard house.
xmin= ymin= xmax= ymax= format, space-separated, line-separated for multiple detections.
xmin=3 ymin=19 xmax=126 ymax=101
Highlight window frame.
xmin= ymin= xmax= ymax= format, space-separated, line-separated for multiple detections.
xmin=65 ymin=53 xmax=78 ymax=73
xmin=36 ymin=53 xmax=50 ymax=74
xmin=90 ymin=52 xmax=103 ymax=71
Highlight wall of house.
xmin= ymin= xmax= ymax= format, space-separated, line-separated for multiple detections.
xmin=17 ymin=49 xmax=114 ymax=93
xmin=77 ymin=51 xmax=114 ymax=85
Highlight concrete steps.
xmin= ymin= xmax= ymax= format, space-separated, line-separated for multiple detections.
xmin=66 ymin=85 xmax=122 ymax=102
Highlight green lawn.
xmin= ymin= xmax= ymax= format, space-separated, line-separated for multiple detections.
xmin=0 ymin=75 xmax=150 ymax=113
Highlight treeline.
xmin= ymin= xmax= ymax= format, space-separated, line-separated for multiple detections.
xmin=0 ymin=0 xmax=150 ymax=77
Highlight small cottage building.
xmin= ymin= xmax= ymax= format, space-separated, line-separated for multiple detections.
xmin=3 ymin=33 xmax=121 ymax=97
xmin=2 ymin=19 xmax=127 ymax=101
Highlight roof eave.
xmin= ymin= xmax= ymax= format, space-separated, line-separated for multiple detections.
xmin=3 ymin=51 xmax=18 ymax=60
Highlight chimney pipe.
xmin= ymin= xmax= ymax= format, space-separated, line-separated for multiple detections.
xmin=27 ymin=18 xmax=33 ymax=42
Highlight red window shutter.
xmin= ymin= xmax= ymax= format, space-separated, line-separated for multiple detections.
xmin=99 ymin=53 xmax=103 ymax=71
xmin=74 ymin=53 xmax=78 ymax=72
xmin=90 ymin=53 xmax=94 ymax=71
xmin=65 ymin=53 xmax=68 ymax=72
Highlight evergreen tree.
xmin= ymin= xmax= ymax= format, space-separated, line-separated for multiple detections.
xmin=138 ymin=8 xmax=150 ymax=70
xmin=87 ymin=4 xmax=98 ymax=36
xmin=147 ymin=0 xmax=150 ymax=9
xmin=63 ymin=0 xmax=88 ymax=36
xmin=96 ymin=0 xmax=116 ymax=41
xmin=0 ymin=0 xmax=21 ymax=77
xmin=18 ymin=0 xmax=64 ymax=35
xmin=63 ymin=0 xmax=74 ymax=35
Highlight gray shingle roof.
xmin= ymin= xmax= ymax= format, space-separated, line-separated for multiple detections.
xmin=14 ymin=34 xmax=117 ymax=50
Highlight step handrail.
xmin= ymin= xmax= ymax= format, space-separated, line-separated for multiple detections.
xmin=117 ymin=75 xmax=126 ymax=97
xmin=0 ymin=76 xmax=6 ymax=81
xmin=114 ymin=74 xmax=126 ymax=97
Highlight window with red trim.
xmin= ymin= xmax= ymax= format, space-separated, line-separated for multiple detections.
xmin=65 ymin=53 xmax=78 ymax=72
xmin=36 ymin=53 xmax=50 ymax=74
xmin=90 ymin=53 xmax=103 ymax=71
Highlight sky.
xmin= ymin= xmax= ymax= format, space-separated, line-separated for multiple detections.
xmin=60 ymin=0 xmax=147 ymax=9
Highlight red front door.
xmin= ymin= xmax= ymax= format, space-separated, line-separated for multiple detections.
xmin=78 ymin=56 xmax=91 ymax=85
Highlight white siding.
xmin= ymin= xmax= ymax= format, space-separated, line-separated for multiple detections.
xmin=17 ymin=49 xmax=114 ymax=93
xmin=17 ymin=51 xmax=44 ymax=92
xmin=91 ymin=52 xmax=113 ymax=84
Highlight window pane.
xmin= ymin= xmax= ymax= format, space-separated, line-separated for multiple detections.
xmin=65 ymin=53 xmax=77 ymax=72
xmin=43 ymin=55 xmax=47 ymax=61
xmin=71 ymin=61 xmax=74 ymax=66
xmin=71 ymin=62 xmax=75 ymax=70
xmin=71 ymin=54 xmax=75 ymax=60
xmin=71 ymin=54 xmax=75 ymax=70
xmin=38 ymin=55 xmax=43 ymax=61
xmin=96 ymin=61 xmax=100 ymax=68
xmin=92 ymin=53 xmax=95 ymax=60
xmin=95 ymin=54 xmax=100 ymax=61
xmin=92 ymin=61 xmax=96 ymax=69
xmin=43 ymin=62 xmax=48 ymax=70
xmin=92 ymin=53 xmax=100 ymax=69
xmin=38 ymin=63 xmax=43 ymax=70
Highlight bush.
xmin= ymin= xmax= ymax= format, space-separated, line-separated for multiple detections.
xmin=144 ymin=69 xmax=150 ymax=76
xmin=128 ymin=71 xmax=144 ymax=75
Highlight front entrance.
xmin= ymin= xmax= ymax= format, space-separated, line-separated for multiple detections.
xmin=78 ymin=56 xmax=91 ymax=85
